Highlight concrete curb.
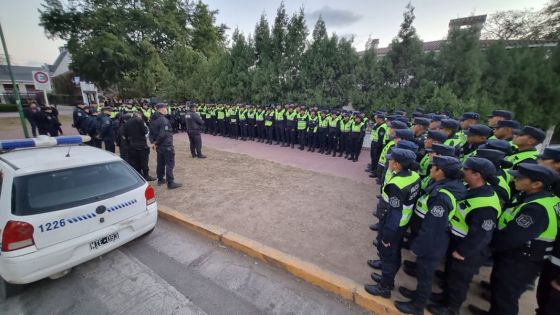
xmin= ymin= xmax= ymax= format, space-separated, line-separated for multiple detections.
xmin=158 ymin=205 xmax=403 ymax=314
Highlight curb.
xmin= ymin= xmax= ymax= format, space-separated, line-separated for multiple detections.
xmin=158 ymin=205 xmax=402 ymax=314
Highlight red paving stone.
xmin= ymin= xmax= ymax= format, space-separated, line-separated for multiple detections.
xmin=192 ymin=133 xmax=374 ymax=185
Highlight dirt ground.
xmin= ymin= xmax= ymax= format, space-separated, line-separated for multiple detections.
xmin=0 ymin=116 xmax=537 ymax=314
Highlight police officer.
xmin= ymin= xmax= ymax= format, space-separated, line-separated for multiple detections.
xmin=537 ymin=147 xmax=560 ymax=196
xmin=396 ymin=156 xmax=466 ymax=315
xmin=458 ymin=112 xmax=480 ymax=144
xmin=97 ymin=107 xmax=116 ymax=152
xmin=411 ymin=117 xmax=430 ymax=148
xmin=460 ymin=124 xmax=493 ymax=161
xmin=349 ymin=115 xmax=366 ymax=162
xmin=284 ymin=105 xmax=297 ymax=148
xmin=255 ymin=106 xmax=265 ymax=142
xmin=307 ymin=110 xmax=319 ymax=152
xmin=317 ymin=110 xmax=329 ymax=153
xmin=470 ymin=164 xmax=559 ymax=315
xmin=418 ymin=130 xmax=448 ymax=178
xmin=487 ymin=110 xmax=514 ymax=129
xmin=185 ymin=104 xmax=206 ymax=159
xmin=326 ymin=111 xmax=340 ymax=156
xmin=149 ymin=103 xmax=182 ymax=189
xmin=428 ymin=157 xmax=501 ymax=315
xmin=72 ymin=102 xmax=89 ymax=135
xmin=475 ymin=148 xmax=513 ymax=207
xmin=264 ymin=106 xmax=275 ymax=144
xmin=492 ymin=120 xmax=520 ymax=142
xmin=375 ymin=121 xmax=408 ymax=182
xmin=338 ymin=113 xmax=353 ymax=158
xmin=123 ymin=112 xmax=156 ymax=181
xmin=42 ymin=106 xmax=62 ymax=136
xmin=365 ymin=148 xmax=421 ymax=298
xmin=274 ymin=104 xmax=286 ymax=145
xmin=440 ymin=119 xmax=463 ymax=149
xmin=367 ymin=112 xmax=389 ymax=177
xmin=507 ymin=126 xmax=545 ymax=168
xmin=296 ymin=107 xmax=308 ymax=150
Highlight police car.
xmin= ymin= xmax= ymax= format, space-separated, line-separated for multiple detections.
xmin=0 ymin=136 xmax=158 ymax=298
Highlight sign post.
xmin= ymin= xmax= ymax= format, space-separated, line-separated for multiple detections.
xmin=32 ymin=71 xmax=52 ymax=107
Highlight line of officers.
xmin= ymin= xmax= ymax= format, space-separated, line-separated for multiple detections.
xmin=186 ymin=103 xmax=368 ymax=162
xmin=361 ymin=109 xmax=560 ymax=315
xmin=71 ymin=102 xmax=206 ymax=190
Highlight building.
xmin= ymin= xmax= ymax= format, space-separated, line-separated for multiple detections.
xmin=371 ymin=15 xmax=558 ymax=58
xmin=0 ymin=46 xmax=100 ymax=105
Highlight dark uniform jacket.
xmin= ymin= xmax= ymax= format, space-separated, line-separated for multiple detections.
xmin=124 ymin=117 xmax=149 ymax=149
xmin=73 ymin=107 xmax=88 ymax=134
xmin=149 ymin=112 xmax=174 ymax=150
xmin=185 ymin=110 xmax=205 ymax=134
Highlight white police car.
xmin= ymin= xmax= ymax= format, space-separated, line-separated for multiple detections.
xmin=0 ymin=136 xmax=157 ymax=298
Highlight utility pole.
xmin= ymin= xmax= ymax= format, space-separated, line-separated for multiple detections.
xmin=0 ymin=20 xmax=30 ymax=138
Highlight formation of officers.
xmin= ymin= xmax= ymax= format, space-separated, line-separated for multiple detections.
xmin=192 ymin=103 xmax=368 ymax=161
xmin=362 ymin=109 xmax=560 ymax=315
xmin=72 ymin=100 xmax=206 ymax=190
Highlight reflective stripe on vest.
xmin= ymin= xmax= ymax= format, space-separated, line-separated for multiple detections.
xmin=498 ymin=171 xmax=512 ymax=200
xmin=256 ymin=112 xmax=264 ymax=121
xmin=378 ymin=140 xmax=395 ymax=165
xmin=340 ymin=120 xmax=352 ymax=133
xmin=217 ymin=109 xmax=225 ymax=119
xmin=239 ymin=110 xmax=247 ymax=120
xmin=506 ymin=150 xmax=538 ymax=167
xmin=328 ymin=116 xmax=339 ymax=128
xmin=419 ymin=154 xmax=430 ymax=177
xmin=275 ymin=109 xmax=285 ymax=120
xmin=286 ymin=111 xmax=297 ymax=121
xmin=319 ymin=116 xmax=329 ymax=128
xmin=415 ymin=188 xmax=457 ymax=221
xmin=352 ymin=121 xmax=365 ymax=133
xmin=450 ymin=191 xmax=501 ymax=238
xmin=498 ymin=196 xmax=560 ymax=242
xmin=308 ymin=117 xmax=318 ymax=133
xmin=382 ymin=171 xmax=421 ymax=227
xmin=297 ymin=114 xmax=307 ymax=130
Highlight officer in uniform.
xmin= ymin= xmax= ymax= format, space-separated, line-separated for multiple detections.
xmin=487 ymin=110 xmax=514 ymax=129
xmin=216 ymin=104 xmax=226 ymax=136
xmin=507 ymin=126 xmax=546 ymax=169
xmin=338 ymin=113 xmax=353 ymax=158
xmin=367 ymin=112 xmax=389 ymax=177
xmin=123 ymin=112 xmax=156 ymax=181
xmin=349 ymin=115 xmax=366 ymax=162
xmin=284 ymin=105 xmax=297 ymax=148
xmin=317 ymin=110 xmax=329 ymax=153
xmin=296 ymin=107 xmax=308 ymax=150
xmin=149 ymin=103 xmax=182 ymax=189
xmin=228 ymin=105 xmax=239 ymax=139
xmin=326 ymin=111 xmax=340 ymax=156
xmin=365 ymin=148 xmax=421 ymax=298
xmin=492 ymin=120 xmax=520 ymax=142
xmin=238 ymin=105 xmax=248 ymax=140
xmin=460 ymin=124 xmax=493 ymax=161
xmin=440 ymin=119 xmax=463 ymax=149
xmin=537 ymin=147 xmax=560 ymax=195
xmin=411 ymin=117 xmax=430 ymax=148
xmin=97 ymin=107 xmax=116 ymax=153
xmin=307 ymin=110 xmax=319 ymax=152
xmin=470 ymin=164 xmax=559 ymax=315
xmin=475 ymin=148 xmax=513 ymax=207
xmin=418 ymin=130 xmax=448 ymax=178
xmin=246 ymin=105 xmax=257 ymax=140
xmin=428 ymin=157 xmax=501 ymax=315
xmin=274 ymin=104 xmax=285 ymax=145
xmin=185 ymin=104 xmax=206 ymax=159
xmin=264 ymin=106 xmax=275 ymax=144
xmin=458 ymin=112 xmax=480 ymax=144
xmin=396 ymin=156 xmax=466 ymax=315
xmin=73 ymin=103 xmax=89 ymax=135
xmin=255 ymin=106 xmax=265 ymax=142
xmin=375 ymin=121 xmax=408 ymax=182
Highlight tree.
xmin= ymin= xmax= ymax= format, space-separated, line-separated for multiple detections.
xmin=353 ymin=45 xmax=381 ymax=110
xmin=482 ymin=9 xmax=538 ymax=40
xmin=284 ymin=8 xmax=308 ymax=102
xmin=190 ymin=1 xmax=226 ymax=57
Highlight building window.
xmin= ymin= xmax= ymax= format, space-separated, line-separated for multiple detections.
xmin=3 ymin=84 xmax=14 ymax=91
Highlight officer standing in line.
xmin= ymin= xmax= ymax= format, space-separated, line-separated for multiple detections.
xmin=317 ymin=110 xmax=329 ymax=153
xmin=185 ymin=104 xmax=207 ymax=159
xmin=475 ymin=148 xmax=513 ymax=207
xmin=349 ymin=115 xmax=366 ymax=162
xmin=440 ymin=119 xmax=463 ymax=149
xmin=72 ymin=102 xmax=89 ymax=135
xmin=123 ymin=112 xmax=156 ymax=181
xmin=228 ymin=105 xmax=239 ymax=139
xmin=537 ymin=147 xmax=560 ymax=195
xmin=469 ymin=164 xmax=559 ymax=315
xmin=238 ymin=104 xmax=248 ymax=140
xmin=365 ymin=148 xmax=421 ymax=298
xmin=246 ymin=105 xmax=257 ymax=140
xmin=284 ymin=105 xmax=297 ymax=148
xmin=274 ymin=104 xmax=286 ymax=145
xmin=367 ymin=112 xmax=389 ymax=177
xmin=338 ymin=113 xmax=353 ymax=158
xmin=307 ymin=109 xmax=319 ymax=152
xmin=149 ymin=103 xmax=182 ymax=189
xmin=492 ymin=120 xmax=520 ymax=142
xmin=216 ymin=104 xmax=226 ymax=136
xmin=375 ymin=120 xmax=408 ymax=182
xmin=411 ymin=117 xmax=430 ymax=148
xmin=255 ymin=106 xmax=265 ymax=142
xmin=459 ymin=124 xmax=493 ymax=161
xmin=507 ymin=126 xmax=546 ymax=168
xmin=97 ymin=107 xmax=116 ymax=153
xmin=487 ymin=110 xmax=514 ymax=129
xmin=428 ymin=157 xmax=501 ymax=315
xmin=85 ymin=108 xmax=102 ymax=148
xmin=458 ymin=112 xmax=480 ymax=144
xmin=418 ymin=130 xmax=448 ymax=178
xmin=296 ymin=107 xmax=308 ymax=150
xmin=326 ymin=111 xmax=340 ymax=156
xmin=264 ymin=106 xmax=275 ymax=144
xmin=395 ymin=156 xmax=466 ymax=315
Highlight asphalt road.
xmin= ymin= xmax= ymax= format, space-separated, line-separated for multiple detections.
xmin=0 ymin=219 xmax=369 ymax=315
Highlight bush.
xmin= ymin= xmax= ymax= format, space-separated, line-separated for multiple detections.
xmin=0 ymin=104 xmax=19 ymax=112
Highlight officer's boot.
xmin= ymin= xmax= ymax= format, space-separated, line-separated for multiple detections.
xmin=338 ymin=151 xmax=343 ymax=157
xmin=394 ymin=300 xmax=424 ymax=315
xmin=427 ymin=304 xmax=458 ymax=315
xmin=319 ymin=148 xmax=323 ymax=154
xmin=311 ymin=147 xmax=315 ymax=152
xmin=291 ymin=143 xmax=294 ymax=149
xmin=364 ymin=283 xmax=392 ymax=298
xmin=332 ymin=150 xmax=337 ymax=157
xmin=299 ymin=145 xmax=304 ymax=150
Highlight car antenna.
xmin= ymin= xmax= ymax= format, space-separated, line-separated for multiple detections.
xmin=66 ymin=146 xmax=72 ymax=157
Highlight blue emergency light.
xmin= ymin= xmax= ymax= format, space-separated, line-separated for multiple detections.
xmin=0 ymin=135 xmax=91 ymax=150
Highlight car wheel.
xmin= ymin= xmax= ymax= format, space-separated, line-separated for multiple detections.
xmin=0 ymin=278 xmax=24 ymax=300
xmin=142 ymin=227 xmax=155 ymax=237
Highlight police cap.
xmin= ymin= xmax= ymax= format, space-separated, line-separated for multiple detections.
xmin=479 ymin=139 xmax=514 ymax=155
xmin=395 ymin=116 xmax=409 ymax=125
xmin=463 ymin=157 xmax=496 ymax=179
xmin=461 ymin=112 xmax=480 ymax=121
xmin=431 ymin=143 xmax=457 ymax=157
xmin=427 ymin=130 xmax=448 ymax=143
xmin=440 ymin=119 xmax=460 ymax=130
xmin=466 ymin=124 xmax=493 ymax=137
xmin=488 ymin=110 xmax=513 ymax=120
xmin=396 ymin=140 xmax=419 ymax=153
xmin=386 ymin=148 xmax=417 ymax=167
xmin=520 ymin=126 xmax=546 ymax=143
xmin=155 ymin=103 xmax=167 ymax=109
xmin=432 ymin=155 xmax=462 ymax=174
xmin=508 ymin=163 xmax=560 ymax=186
xmin=413 ymin=117 xmax=431 ymax=127
xmin=433 ymin=114 xmax=447 ymax=122
xmin=394 ymin=110 xmax=407 ymax=116
xmin=496 ymin=120 xmax=521 ymax=129
xmin=390 ymin=120 xmax=408 ymax=130
xmin=395 ymin=129 xmax=415 ymax=141
xmin=376 ymin=113 xmax=386 ymax=119
xmin=538 ymin=147 xmax=560 ymax=162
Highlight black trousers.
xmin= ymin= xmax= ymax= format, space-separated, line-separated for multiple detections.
xmin=247 ymin=123 xmax=256 ymax=139
xmin=265 ymin=126 xmax=273 ymax=142
xmin=318 ymin=130 xmax=327 ymax=150
xmin=328 ymin=133 xmax=338 ymax=152
xmin=285 ymin=127 xmax=296 ymax=145
xmin=297 ymin=130 xmax=306 ymax=148
xmin=537 ymin=260 xmax=560 ymax=315
xmin=414 ymin=256 xmax=442 ymax=308
xmin=104 ymin=139 xmax=115 ymax=153
xmin=229 ymin=122 xmax=238 ymax=138
xmin=350 ymin=135 xmax=361 ymax=159
xmin=356 ymin=136 xmax=365 ymax=158
xmin=275 ymin=124 xmax=285 ymax=143
xmin=443 ymin=253 xmax=486 ymax=311
xmin=127 ymin=146 xmax=149 ymax=175
xmin=370 ymin=141 xmax=379 ymax=170
xmin=307 ymin=132 xmax=317 ymax=148
xmin=239 ymin=122 xmax=247 ymax=138
xmin=490 ymin=255 xmax=542 ymax=315
xmin=156 ymin=147 xmax=175 ymax=184
xmin=377 ymin=224 xmax=405 ymax=288
xmin=217 ymin=120 xmax=225 ymax=135
xmin=339 ymin=133 xmax=349 ymax=153
xmin=256 ymin=123 xmax=264 ymax=139
xmin=187 ymin=132 xmax=202 ymax=157
xmin=28 ymin=119 xmax=38 ymax=137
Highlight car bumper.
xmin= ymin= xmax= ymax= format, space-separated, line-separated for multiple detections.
xmin=0 ymin=204 xmax=157 ymax=284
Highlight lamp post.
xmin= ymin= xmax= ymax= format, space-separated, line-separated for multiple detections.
xmin=0 ymin=20 xmax=30 ymax=138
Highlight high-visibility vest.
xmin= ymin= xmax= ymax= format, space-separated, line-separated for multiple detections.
xmin=328 ymin=116 xmax=339 ymax=128
xmin=340 ymin=120 xmax=352 ymax=133
xmin=296 ymin=113 xmax=308 ymax=130
xmin=217 ymin=108 xmax=225 ymax=119
xmin=307 ymin=116 xmax=318 ymax=133
xmin=247 ymin=110 xmax=256 ymax=119
xmin=378 ymin=140 xmax=395 ymax=165
xmin=498 ymin=196 xmax=560 ymax=244
xmin=415 ymin=188 xmax=458 ymax=221
xmin=228 ymin=109 xmax=238 ymax=122
xmin=381 ymin=171 xmax=421 ymax=227
xmin=319 ymin=116 xmax=329 ymax=128
xmin=239 ymin=109 xmax=247 ymax=120
xmin=505 ymin=149 xmax=538 ymax=168
xmin=450 ymin=190 xmax=501 ymax=238
xmin=275 ymin=109 xmax=285 ymax=121
xmin=419 ymin=154 xmax=430 ymax=177
xmin=286 ymin=111 xmax=297 ymax=121
xmin=256 ymin=111 xmax=264 ymax=121
xmin=351 ymin=121 xmax=365 ymax=133
xmin=265 ymin=112 xmax=274 ymax=126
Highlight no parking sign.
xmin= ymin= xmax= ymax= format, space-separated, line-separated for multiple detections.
xmin=32 ymin=71 xmax=52 ymax=91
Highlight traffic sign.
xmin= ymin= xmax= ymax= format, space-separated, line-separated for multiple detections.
xmin=32 ymin=71 xmax=52 ymax=91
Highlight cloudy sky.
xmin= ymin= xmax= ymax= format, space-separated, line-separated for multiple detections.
xmin=0 ymin=0 xmax=548 ymax=66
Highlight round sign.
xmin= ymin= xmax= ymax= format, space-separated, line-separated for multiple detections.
xmin=34 ymin=71 xmax=49 ymax=84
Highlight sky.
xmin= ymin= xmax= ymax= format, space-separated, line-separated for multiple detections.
xmin=0 ymin=0 xmax=549 ymax=66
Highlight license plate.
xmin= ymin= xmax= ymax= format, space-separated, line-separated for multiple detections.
xmin=90 ymin=232 xmax=119 ymax=250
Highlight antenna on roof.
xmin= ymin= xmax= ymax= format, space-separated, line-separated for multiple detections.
xmin=65 ymin=145 xmax=71 ymax=157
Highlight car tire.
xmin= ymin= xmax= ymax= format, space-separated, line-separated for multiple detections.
xmin=142 ymin=227 xmax=155 ymax=237
xmin=0 ymin=278 xmax=24 ymax=300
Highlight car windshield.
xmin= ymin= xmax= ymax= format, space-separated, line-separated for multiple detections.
xmin=12 ymin=161 xmax=144 ymax=215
